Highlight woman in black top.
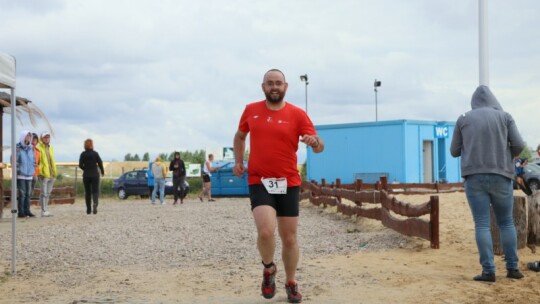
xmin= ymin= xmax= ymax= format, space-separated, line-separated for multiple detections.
xmin=79 ymin=139 xmax=104 ymax=214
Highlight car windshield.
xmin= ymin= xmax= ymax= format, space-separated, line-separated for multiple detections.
xmin=125 ymin=172 xmax=138 ymax=180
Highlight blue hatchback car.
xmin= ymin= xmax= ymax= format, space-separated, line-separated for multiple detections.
xmin=112 ymin=169 xmax=189 ymax=199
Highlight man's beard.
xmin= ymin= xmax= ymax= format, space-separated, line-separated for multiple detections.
xmin=265 ymin=91 xmax=284 ymax=104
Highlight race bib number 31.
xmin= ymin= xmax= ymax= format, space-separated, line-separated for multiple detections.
xmin=261 ymin=177 xmax=287 ymax=194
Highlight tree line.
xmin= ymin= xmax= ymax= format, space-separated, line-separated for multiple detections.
xmin=518 ymin=145 xmax=540 ymax=160
xmin=124 ymin=150 xmax=206 ymax=164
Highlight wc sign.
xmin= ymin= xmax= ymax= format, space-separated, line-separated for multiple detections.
xmin=434 ymin=125 xmax=449 ymax=138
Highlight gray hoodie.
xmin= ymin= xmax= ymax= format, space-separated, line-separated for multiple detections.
xmin=450 ymin=85 xmax=524 ymax=179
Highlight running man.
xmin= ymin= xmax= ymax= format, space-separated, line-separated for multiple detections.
xmin=233 ymin=69 xmax=324 ymax=303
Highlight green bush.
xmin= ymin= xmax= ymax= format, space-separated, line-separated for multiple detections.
xmin=186 ymin=177 xmax=202 ymax=195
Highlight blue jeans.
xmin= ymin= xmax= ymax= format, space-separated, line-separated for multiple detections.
xmin=39 ymin=177 xmax=55 ymax=213
xmin=17 ymin=179 xmax=32 ymax=216
xmin=464 ymin=174 xmax=519 ymax=273
xmin=152 ymin=178 xmax=166 ymax=204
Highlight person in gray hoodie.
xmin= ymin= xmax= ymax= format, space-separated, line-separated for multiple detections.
xmin=450 ymin=85 xmax=525 ymax=282
xmin=16 ymin=130 xmax=36 ymax=218
xmin=151 ymin=156 xmax=167 ymax=205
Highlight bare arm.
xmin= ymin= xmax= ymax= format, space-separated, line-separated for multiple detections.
xmin=207 ymin=161 xmax=220 ymax=173
xmin=233 ymin=130 xmax=247 ymax=176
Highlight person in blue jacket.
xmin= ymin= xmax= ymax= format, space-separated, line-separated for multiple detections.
xmin=514 ymin=158 xmax=532 ymax=195
xmin=16 ymin=130 xmax=36 ymax=218
xmin=147 ymin=161 xmax=155 ymax=200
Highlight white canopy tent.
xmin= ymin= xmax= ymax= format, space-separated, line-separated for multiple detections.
xmin=0 ymin=54 xmax=16 ymax=89
xmin=0 ymin=52 xmax=19 ymax=275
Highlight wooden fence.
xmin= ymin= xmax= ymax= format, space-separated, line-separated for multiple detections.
xmin=300 ymin=176 xmax=444 ymax=249
xmin=320 ymin=176 xmax=464 ymax=194
xmin=2 ymin=186 xmax=76 ymax=208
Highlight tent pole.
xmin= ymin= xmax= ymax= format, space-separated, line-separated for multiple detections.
xmin=10 ymin=88 xmax=17 ymax=275
xmin=479 ymin=0 xmax=489 ymax=86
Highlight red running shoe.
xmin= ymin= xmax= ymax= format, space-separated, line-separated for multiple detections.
xmin=285 ymin=281 xmax=302 ymax=303
xmin=261 ymin=264 xmax=277 ymax=299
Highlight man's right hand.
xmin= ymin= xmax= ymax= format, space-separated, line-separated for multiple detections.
xmin=233 ymin=162 xmax=245 ymax=177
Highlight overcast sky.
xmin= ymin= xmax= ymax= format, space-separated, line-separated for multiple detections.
xmin=1 ymin=0 xmax=539 ymax=162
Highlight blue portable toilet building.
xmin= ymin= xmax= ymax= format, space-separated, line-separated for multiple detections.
xmin=210 ymin=161 xmax=249 ymax=196
xmin=306 ymin=120 xmax=460 ymax=184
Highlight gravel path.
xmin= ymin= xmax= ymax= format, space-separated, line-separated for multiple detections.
xmin=2 ymin=197 xmax=411 ymax=273
xmin=0 ymin=197 xmax=413 ymax=302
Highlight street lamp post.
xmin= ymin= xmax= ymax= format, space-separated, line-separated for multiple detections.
xmin=374 ymin=79 xmax=381 ymax=121
xmin=300 ymin=74 xmax=309 ymax=114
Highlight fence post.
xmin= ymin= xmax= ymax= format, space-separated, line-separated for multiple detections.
xmin=430 ymin=195 xmax=440 ymax=249
xmin=380 ymin=176 xmax=388 ymax=190
xmin=355 ymin=179 xmax=363 ymax=191
xmin=491 ymin=196 xmax=527 ymax=254
xmin=0 ymin=182 xmax=3 ymax=219
xmin=528 ymin=192 xmax=540 ymax=250
xmin=309 ymin=180 xmax=317 ymax=204
xmin=336 ymin=178 xmax=342 ymax=204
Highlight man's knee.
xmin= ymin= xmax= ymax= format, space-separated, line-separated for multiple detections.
xmin=258 ymin=228 xmax=275 ymax=242
xmin=281 ymin=233 xmax=298 ymax=248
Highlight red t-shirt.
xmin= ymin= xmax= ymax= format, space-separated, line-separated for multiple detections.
xmin=238 ymin=100 xmax=316 ymax=186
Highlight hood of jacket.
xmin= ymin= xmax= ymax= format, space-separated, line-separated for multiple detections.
xmin=471 ymin=85 xmax=503 ymax=111
xmin=19 ymin=130 xmax=31 ymax=148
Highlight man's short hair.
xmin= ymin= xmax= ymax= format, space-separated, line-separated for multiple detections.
xmin=263 ymin=69 xmax=286 ymax=83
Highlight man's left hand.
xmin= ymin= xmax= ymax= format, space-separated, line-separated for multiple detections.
xmin=301 ymin=135 xmax=319 ymax=148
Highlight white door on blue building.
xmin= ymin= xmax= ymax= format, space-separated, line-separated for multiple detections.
xmin=423 ymin=140 xmax=433 ymax=183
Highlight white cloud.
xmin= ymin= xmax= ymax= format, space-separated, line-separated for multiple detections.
xmin=2 ymin=0 xmax=539 ymax=162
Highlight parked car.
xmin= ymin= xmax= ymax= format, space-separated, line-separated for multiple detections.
xmin=112 ymin=169 xmax=190 ymax=200
xmin=523 ymin=163 xmax=540 ymax=191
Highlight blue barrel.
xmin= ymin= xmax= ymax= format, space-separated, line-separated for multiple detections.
xmin=210 ymin=161 xmax=249 ymax=196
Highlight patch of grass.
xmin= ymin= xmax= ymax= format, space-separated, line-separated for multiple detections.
xmin=0 ymin=270 xmax=11 ymax=284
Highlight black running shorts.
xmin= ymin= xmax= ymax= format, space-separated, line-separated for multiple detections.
xmin=249 ymin=184 xmax=300 ymax=217
xmin=202 ymin=174 xmax=210 ymax=183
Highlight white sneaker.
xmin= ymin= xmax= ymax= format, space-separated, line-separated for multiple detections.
xmin=41 ymin=211 xmax=52 ymax=217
